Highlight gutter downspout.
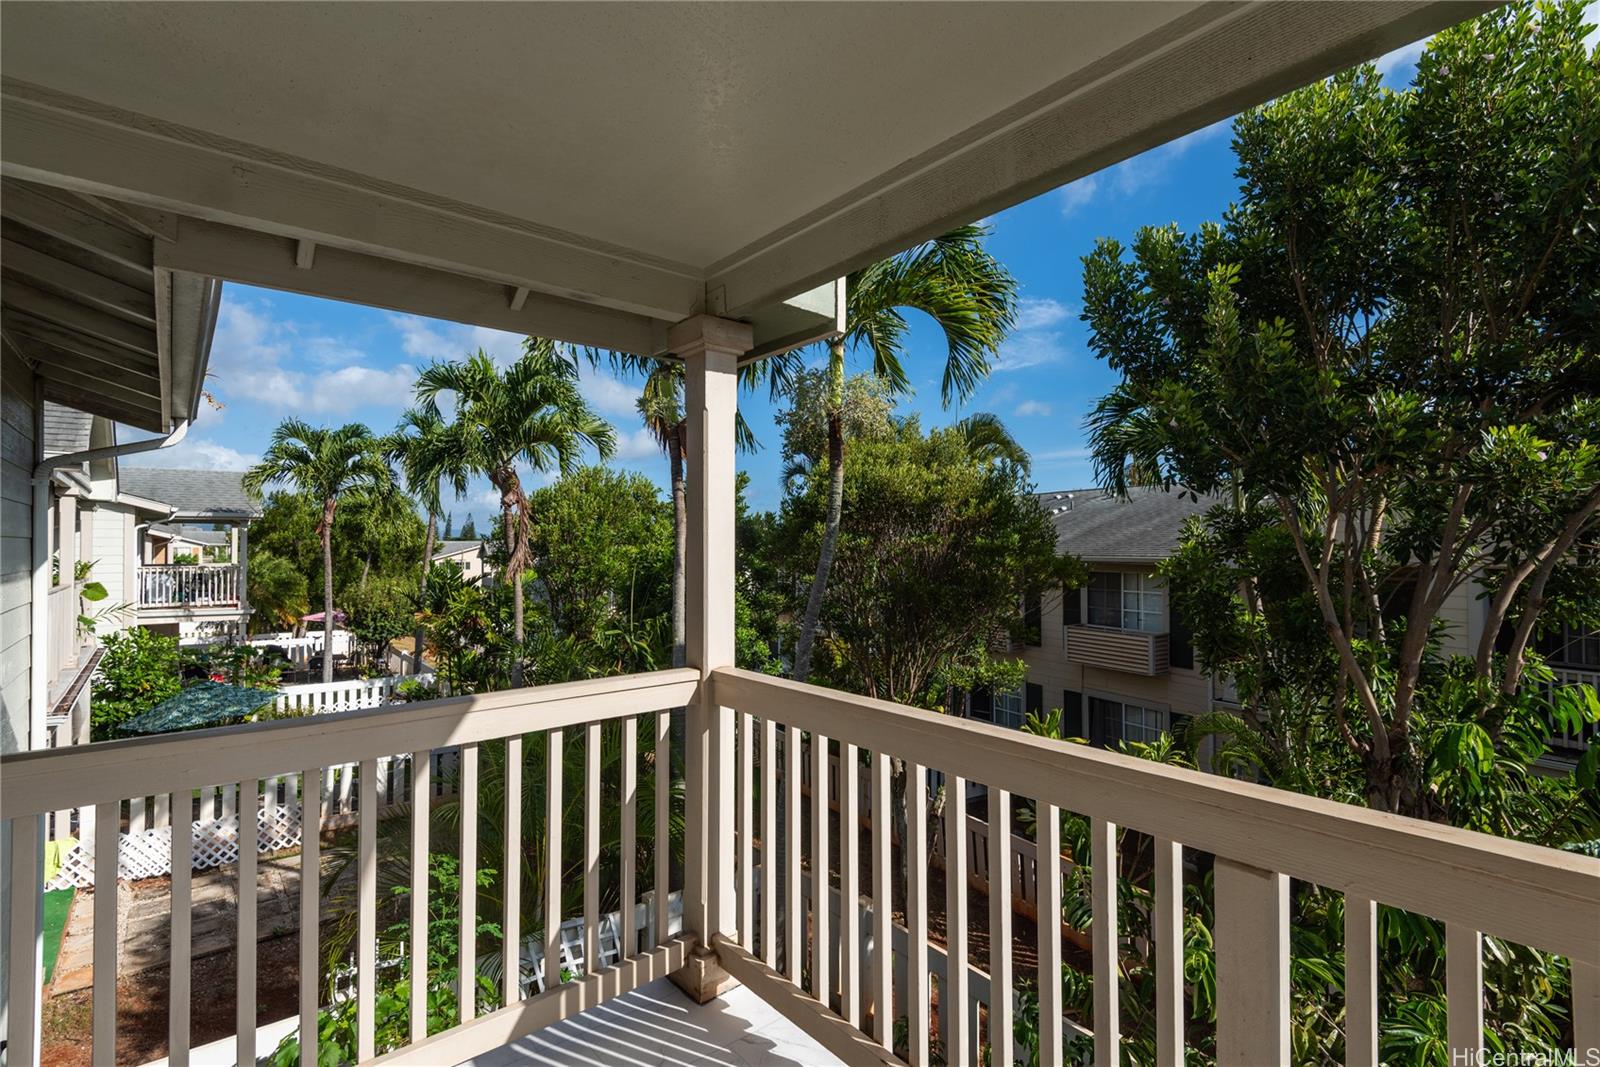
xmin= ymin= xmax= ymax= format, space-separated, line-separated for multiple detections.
xmin=29 ymin=421 xmax=190 ymax=750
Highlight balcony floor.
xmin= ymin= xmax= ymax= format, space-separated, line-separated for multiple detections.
xmin=461 ymin=977 xmax=845 ymax=1067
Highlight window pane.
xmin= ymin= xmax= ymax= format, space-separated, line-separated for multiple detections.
xmin=1087 ymin=572 xmax=1121 ymax=628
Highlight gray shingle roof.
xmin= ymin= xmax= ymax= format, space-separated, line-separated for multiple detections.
xmin=433 ymin=540 xmax=487 ymax=558
xmin=41 ymin=401 xmax=94 ymax=458
xmin=1035 ymin=486 xmax=1221 ymax=562
xmin=119 ymin=468 xmax=262 ymax=521
xmin=148 ymin=522 xmax=230 ymax=547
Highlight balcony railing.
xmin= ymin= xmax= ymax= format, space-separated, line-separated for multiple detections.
xmin=1065 ymin=624 xmax=1170 ymax=675
xmin=3 ymin=669 xmax=1596 ymax=1065
xmin=137 ymin=563 xmax=242 ymax=608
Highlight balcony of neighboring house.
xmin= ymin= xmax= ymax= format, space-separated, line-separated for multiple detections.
xmin=1063 ymin=571 xmax=1171 ymax=676
xmin=119 ymin=469 xmax=261 ymax=632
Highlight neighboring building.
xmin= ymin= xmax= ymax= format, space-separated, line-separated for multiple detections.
xmin=986 ymin=486 xmax=1598 ymax=764
xmin=432 ymin=538 xmax=494 ymax=585
xmin=975 ymin=487 xmax=1217 ymax=747
xmin=119 ymin=467 xmax=261 ymax=640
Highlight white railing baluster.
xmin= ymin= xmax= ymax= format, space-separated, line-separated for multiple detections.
xmin=946 ymin=774 xmax=970 ymax=1063
xmin=459 ymin=742 xmax=479 ymax=1021
xmin=620 ymin=718 xmax=638 ymax=960
xmin=871 ymin=750 xmax=892 ymax=1049
xmin=989 ymin=785 xmax=1013 ymax=1066
xmin=1091 ymin=816 xmax=1118 ymax=1067
xmin=238 ymin=779 xmax=259 ymax=1066
xmin=300 ymin=767 xmax=322 ymax=1067
xmin=357 ymin=758 xmax=377 ymax=1061
xmin=1575 ymin=958 xmax=1600 ymax=1061
xmin=761 ymin=717 xmax=778 ymax=970
xmin=654 ymin=714 xmax=669 ymax=946
xmin=740 ymin=712 xmax=755 ymax=952
xmin=1446 ymin=924 xmax=1483 ymax=1061
xmin=908 ymin=762 xmax=930 ymax=1067
xmin=1154 ymin=836 xmax=1183 ymax=1067
xmin=546 ymin=729 xmax=564 ymax=977
xmin=7 ymin=813 xmax=44 ymax=1067
xmin=785 ymin=724 xmax=803 ymax=985
xmin=840 ymin=742 xmax=861 ymax=1028
xmin=811 ymin=730 xmax=831 ymax=1007
xmin=1039 ymin=803 xmax=1063 ymax=1067
xmin=584 ymin=721 xmax=601 ymax=970
xmin=409 ymin=750 xmax=429 ymax=1044
xmin=170 ymin=793 xmax=192 ymax=1067
xmin=1344 ymin=894 xmax=1377 ymax=1067
xmin=504 ymin=735 xmax=522 ymax=1007
xmin=93 ymin=800 xmax=119 ymax=1062
xmin=1214 ymin=856 xmax=1288 ymax=1065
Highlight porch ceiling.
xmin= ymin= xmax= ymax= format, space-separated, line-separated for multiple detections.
xmin=1 ymin=2 xmax=1485 ymax=358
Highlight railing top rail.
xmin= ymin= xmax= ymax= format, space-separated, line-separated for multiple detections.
xmin=711 ymin=668 xmax=1600 ymax=964
xmin=2 ymin=668 xmax=697 ymax=819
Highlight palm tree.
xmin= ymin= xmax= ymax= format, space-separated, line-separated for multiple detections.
xmin=244 ymin=419 xmax=392 ymax=682
xmin=954 ymin=411 xmax=1030 ymax=474
xmin=415 ymin=339 xmax=615 ymax=687
xmin=389 ymin=407 xmax=470 ymax=675
xmin=767 ymin=223 xmax=1018 ymax=681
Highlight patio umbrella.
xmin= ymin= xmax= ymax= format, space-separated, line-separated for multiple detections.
xmin=118 ymin=681 xmax=277 ymax=736
xmin=301 ymin=610 xmax=346 ymax=624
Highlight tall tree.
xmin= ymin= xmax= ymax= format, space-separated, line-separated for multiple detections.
xmin=415 ymin=340 xmax=615 ymax=686
xmin=766 ymin=224 xmax=1019 ymax=681
xmin=1081 ymin=1 xmax=1600 ymax=813
xmin=244 ymin=419 xmax=392 ymax=682
xmin=390 ymin=406 xmax=470 ymax=675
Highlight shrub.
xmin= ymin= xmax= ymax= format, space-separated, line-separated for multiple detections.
xmin=91 ymin=628 xmax=182 ymax=740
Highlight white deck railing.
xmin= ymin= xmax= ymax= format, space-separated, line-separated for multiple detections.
xmin=4 ymin=668 xmax=1597 ymax=1066
xmin=137 ymin=564 xmax=241 ymax=608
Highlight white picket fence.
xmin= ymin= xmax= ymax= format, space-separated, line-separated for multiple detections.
xmin=45 ymin=673 xmax=450 ymax=889
xmin=246 ymin=629 xmax=353 ymax=669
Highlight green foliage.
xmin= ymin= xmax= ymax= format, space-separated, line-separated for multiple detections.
xmin=272 ymin=854 xmax=500 ymax=1064
xmin=775 ymin=370 xmax=897 ymax=489
xmin=91 ymin=628 xmax=182 ymax=740
xmin=779 ymin=423 xmax=1071 ymax=707
xmin=345 ymin=577 xmax=417 ymax=669
xmin=524 ymin=466 xmax=672 ymax=649
xmin=246 ymin=549 xmax=311 ymax=632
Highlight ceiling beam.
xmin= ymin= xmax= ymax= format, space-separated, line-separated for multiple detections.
xmin=705 ymin=1 xmax=1491 ymax=316
xmin=0 ymin=178 xmax=151 ymax=272
xmin=3 ymin=311 xmax=160 ymax=375
xmin=0 ymin=236 xmax=155 ymax=325
xmin=154 ymin=214 xmax=671 ymax=355
xmin=2 ymin=279 xmax=158 ymax=355
xmin=9 ymin=334 xmax=162 ymax=395
xmin=2 ymin=82 xmax=705 ymax=323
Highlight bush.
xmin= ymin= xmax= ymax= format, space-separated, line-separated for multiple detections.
xmin=91 ymin=628 xmax=182 ymax=740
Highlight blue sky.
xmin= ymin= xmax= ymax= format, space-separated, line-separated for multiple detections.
xmin=119 ymin=42 xmax=1445 ymax=517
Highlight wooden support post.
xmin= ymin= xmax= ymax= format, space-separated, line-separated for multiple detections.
xmin=1214 ymin=857 xmax=1289 ymax=1066
xmin=673 ymin=315 xmax=751 ymax=1003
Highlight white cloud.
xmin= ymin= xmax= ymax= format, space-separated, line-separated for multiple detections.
xmin=207 ymin=298 xmax=416 ymax=416
xmin=122 ymin=437 xmax=259 ymax=471
xmin=577 ymin=366 xmax=645 ymax=419
xmin=994 ymin=330 xmax=1067 ymax=373
xmin=1374 ymin=38 xmax=1426 ymax=80
xmin=1058 ymin=118 xmax=1229 ymax=216
xmin=1015 ymin=297 xmax=1071 ymax=331
xmin=1015 ymin=399 xmax=1053 ymax=417
xmin=612 ymin=427 xmax=663 ymax=462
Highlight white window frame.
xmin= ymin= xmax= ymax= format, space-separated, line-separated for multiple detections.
xmin=1084 ymin=571 xmax=1165 ymax=633
xmin=992 ymin=686 xmax=1025 ymax=729
xmin=1088 ymin=691 xmax=1169 ymax=744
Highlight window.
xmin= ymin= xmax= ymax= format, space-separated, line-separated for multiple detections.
xmin=992 ymin=686 xmax=1024 ymax=729
xmin=1120 ymin=702 xmax=1165 ymax=744
xmin=1085 ymin=571 xmax=1164 ymax=633
xmin=1537 ymin=624 xmax=1600 ymax=669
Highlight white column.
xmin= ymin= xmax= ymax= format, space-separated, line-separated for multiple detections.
xmin=29 ymin=480 xmax=50 ymax=750
xmin=674 ymin=314 xmax=750 ymax=1003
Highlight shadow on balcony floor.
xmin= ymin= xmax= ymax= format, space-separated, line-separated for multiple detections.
xmin=461 ymin=976 xmax=845 ymax=1066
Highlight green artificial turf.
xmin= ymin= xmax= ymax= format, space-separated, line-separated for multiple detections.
xmin=42 ymin=887 xmax=74 ymax=985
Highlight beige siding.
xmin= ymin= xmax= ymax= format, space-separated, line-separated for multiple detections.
xmin=1019 ymin=565 xmax=1210 ymax=723
xmin=1 ymin=347 xmax=36 ymax=756
xmin=89 ymin=500 xmax=131 ymax=622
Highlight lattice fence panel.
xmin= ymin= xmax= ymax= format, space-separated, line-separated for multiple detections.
xmin=47 ymin=804 xmax=305 ymax=889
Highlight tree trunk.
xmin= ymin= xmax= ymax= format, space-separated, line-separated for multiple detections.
xmin=504 ymin=498 xmax=524 ymax=688
xmin=670 ymin=424 xmax=687 ymax=669
xmin=414 ymin=506 xmax=436 ymax=676
xmin=794 ymin=342 xmax=847 ymax=682
xmin=321 ymin=498 xmax=336 ymax=684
